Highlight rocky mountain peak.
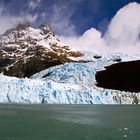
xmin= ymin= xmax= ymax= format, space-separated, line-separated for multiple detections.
xmin=16 ymin=23 xmax=32 ymax=30
xmin=0 ymin=23 xmax=83 ymax=78
xmin=39 ymin=23 xmax=55 ymax=36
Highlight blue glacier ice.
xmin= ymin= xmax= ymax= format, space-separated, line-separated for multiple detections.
xmin=0 ymin=57 xmax=140 ymax=104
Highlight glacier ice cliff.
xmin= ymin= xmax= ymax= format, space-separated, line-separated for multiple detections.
xmin=0 ymin=56 xmax=140 ymax=104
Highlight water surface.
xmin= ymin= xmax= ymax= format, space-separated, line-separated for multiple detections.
xmin=0 ymin=104 xmax=139 ymax=140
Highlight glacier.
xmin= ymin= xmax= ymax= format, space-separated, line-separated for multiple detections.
xmin=0 ymin=53 xmax=140 ymax=104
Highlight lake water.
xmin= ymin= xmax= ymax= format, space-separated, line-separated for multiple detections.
xmin=0 ymin=104 xmax=140 ymax=140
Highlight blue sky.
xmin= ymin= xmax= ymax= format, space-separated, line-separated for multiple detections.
xmin=0 ymin=0 xmax=140 ymax=36
xmin=0 ymin=0 xmax=140 ymax=53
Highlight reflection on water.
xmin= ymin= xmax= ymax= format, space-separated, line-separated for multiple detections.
xmin=53 ymin=111 xmax=100 ymax=125
xmin=50 ymin=106 xmax=100 ymax=125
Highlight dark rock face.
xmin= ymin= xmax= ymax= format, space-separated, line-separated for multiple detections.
xmin=0 ymin=23 xmax=83 ymax=77
xmin=0 ymin=59 xmax=14 ymax=67
xmin=95 ymin=60 xmax=140 ymax=92
xmin=39 ymin=23 xmax=55 ymax=36
xmin=93 ymin=55 xmax=102 ymax=59
xmin=3 ymin=51 xmax=73 ymax=78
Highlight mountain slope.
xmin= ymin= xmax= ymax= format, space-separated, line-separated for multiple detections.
xmin=0 ymin=23 xmax=82 ymax=77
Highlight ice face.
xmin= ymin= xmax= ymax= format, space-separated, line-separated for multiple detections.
xmin=0 ymin=56 xmax=140 ymax=104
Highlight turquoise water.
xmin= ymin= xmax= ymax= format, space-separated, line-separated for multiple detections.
xmin=0 ymin=104 xmax=140 ymax=140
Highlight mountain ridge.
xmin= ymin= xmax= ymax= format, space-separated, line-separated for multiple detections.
xmin=0 ymin=23 xmax=83 ymax=77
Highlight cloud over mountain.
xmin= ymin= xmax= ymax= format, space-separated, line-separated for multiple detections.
xmin=60 ymin=2 xmax=140 ymax=54
xmin=0 ymin=4 xmax=38 ymax=34
xmin=0 ymin=1 xmax=139 ymax=54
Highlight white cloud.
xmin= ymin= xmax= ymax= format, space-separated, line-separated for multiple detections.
xmin=48 ymin=4 xmax=76 ymax=36
xmin=47 ymin=1 xmax=86 ymax=36
xmin=106 ymin=2 xmax=140 ymax=49
xmin=60 ymin=2 xmax=140 ymax=54
xmin=59 ymin=28 xmax=107 ymax=53
xmin=28 ymin=0 xmax=41 ymax=10
xmin=0 ymin=5 xmax=38 ymax=34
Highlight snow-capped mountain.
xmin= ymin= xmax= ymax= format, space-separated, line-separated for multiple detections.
xmin=0 ymin=23 xmax=82 ymax=77
xmin=0 ymin=23 xmax=140 ymax=104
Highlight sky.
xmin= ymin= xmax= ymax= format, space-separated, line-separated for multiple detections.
xmin=0 ymin=0 xmax=140 ymax=53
